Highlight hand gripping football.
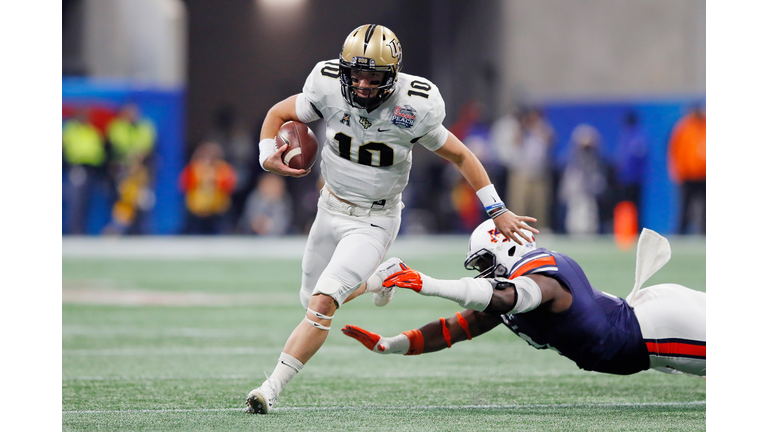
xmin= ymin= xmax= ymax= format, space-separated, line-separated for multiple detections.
xmin=277 ymin=121 xmax=318 ymax=170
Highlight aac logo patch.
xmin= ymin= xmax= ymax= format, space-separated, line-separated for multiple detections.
xmin=391 ymin=105 xmax=416 ymax=129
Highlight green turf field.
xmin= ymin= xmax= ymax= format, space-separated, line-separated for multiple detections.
xmin=62 ymin=234 xmax=706 ymax=431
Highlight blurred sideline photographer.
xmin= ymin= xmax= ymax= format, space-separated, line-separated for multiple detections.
xmin=178 ymin=141 xmax=237 ymax=235
xmin=344 ymin=221 xmax=705 ymax=379
xmin=246 ymin=24 xmax=538 ymax=414
xmin=668 ymin=104 xmax=706 ymax=235
xmin=62 ymin=107 xmax=108 ymax=235
xmin=558 ymin=124 xmax=608 ymax=235
xmin=102 ymin=103 xmax=157 ymax=235
xmin=238 ymin=173 xmax=293 ymax=236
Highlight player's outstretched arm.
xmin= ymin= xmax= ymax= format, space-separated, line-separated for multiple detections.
xmin=383 ymin=270 xmax=550 ymax=316
xmin=341 ymin=310 xmax=501 ymax=355
xmin=433 ymin=131 xmax=537 ymax=244
xmin=382 ymin=269 xmax=494 ymax=312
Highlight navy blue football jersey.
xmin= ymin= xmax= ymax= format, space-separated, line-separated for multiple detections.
xmin=500 ymin=248 xmax=649 ymax=375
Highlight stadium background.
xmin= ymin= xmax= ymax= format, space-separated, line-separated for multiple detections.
xmin=62 ymin=0 xmax=705 ymax=236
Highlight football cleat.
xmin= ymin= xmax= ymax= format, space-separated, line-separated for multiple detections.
xmin=371 ymin=257 xmax=408 ymax=307
xmin=244 ymin=377 xmax=277 ymax=414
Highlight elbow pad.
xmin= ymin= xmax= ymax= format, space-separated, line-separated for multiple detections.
xmin=509 ymin=276 xmax=542 ymax=314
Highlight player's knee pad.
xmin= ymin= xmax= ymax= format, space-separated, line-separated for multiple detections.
xmin=312 ymin=277 xmax=347 ymax=306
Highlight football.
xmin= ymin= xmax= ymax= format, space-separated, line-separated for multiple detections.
xmin=277 ymin=121 xmax=318 ymax=170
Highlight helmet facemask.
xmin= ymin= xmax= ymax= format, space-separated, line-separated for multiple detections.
xmin=464 ymin=248 xmax=507 ymax=278
xmin=339 ymin=62 xmax=397 ymax=111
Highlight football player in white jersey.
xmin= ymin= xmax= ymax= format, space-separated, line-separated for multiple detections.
xmin=245 ymin=24 xmax=538 ymax=414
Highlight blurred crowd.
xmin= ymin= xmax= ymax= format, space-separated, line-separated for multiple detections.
xmin=402 ymin=100 xmax=705 ymax=237
xmin=62 ymin=102 xmax=157 ymax=236
xmin=62 ymin=102 xmax=706 ymax=237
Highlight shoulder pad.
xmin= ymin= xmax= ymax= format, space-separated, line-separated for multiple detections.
xmin=393 ymin=73 xmax=445 ymax=132
xmin=303 ymin=60 xmax=342 ymax=103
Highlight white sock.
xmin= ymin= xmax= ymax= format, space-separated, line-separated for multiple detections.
xmin=419 ymin=274 xmax=493 ymax=311
xmin=269 ymin=352 xmax=304 ymax=395
xmin=365 ymin=273 xmax=383 ymax=293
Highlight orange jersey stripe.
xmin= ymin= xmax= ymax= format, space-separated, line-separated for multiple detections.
xmin=646 ymin=340 xmax=706 ymax=359
xmin=510 ymin=256 xmax=557 ymax=279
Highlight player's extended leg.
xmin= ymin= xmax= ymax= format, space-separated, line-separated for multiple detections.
xmin=245 ymin=204 xmax=337 ymax=414
xmin=244 ymin=291 xmax=335 ymax=414
xmin=246 ymin=207 xmax=400 ymax=414
xmin=631 ymin=283 xmax=706 ymax=377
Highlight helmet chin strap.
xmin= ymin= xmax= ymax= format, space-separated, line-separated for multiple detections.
xmin=352 ymin=93 xmax=385 ymax=112
xmin=353 ymin=94 xmax=374 ymax=107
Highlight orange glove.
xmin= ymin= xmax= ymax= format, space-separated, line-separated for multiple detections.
xmin=383 ymin=269 xmax=423 ymax=292
xmin=341 ymin=324 xmax=419 ymax=355
xmin=341 ymin=324 xmax=383 ymax=351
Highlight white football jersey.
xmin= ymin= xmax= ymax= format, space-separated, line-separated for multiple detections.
xmin=298 ymin=59 xmax=448 ymax=209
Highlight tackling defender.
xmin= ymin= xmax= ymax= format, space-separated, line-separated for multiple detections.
xmin=246 ymin=24 xmax=538 ymax=413
xmin=344 ymin=221 xmax=706 ymax=378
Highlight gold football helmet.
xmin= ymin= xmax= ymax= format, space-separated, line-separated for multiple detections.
xmin=339 ymin=24 xmax=402 ymax=111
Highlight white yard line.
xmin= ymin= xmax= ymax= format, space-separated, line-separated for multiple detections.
xmin=62 ymin=288 xmax=289 ymax=306
xmin=62 ymin=235 xmax=705 ymax=260
xmin=63 ymin=400 xmax=706 ymax=414
xmin=61 ymin=236 xmax=469 ymax=260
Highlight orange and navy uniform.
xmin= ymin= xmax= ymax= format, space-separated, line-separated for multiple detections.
xmin=501 ymin=248 xmax=705 ymax=374
xmin=500 ymin=248 xmax=650 ymax=375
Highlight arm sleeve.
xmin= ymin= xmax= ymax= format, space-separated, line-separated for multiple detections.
xmin=418 ymin=124 xmax=449 ymax=152
xmin=295 ymin=93 xmax=322 ymax=124
xmin=508 ymin=276 xmax=542 ymax=314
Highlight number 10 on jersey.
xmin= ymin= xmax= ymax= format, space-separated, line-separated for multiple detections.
xmin=334 ymin=132 xmax=395 ymax=167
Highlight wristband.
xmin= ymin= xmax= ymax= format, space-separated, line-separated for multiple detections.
xmin=258 ymin=138 xmax=277 ymax=170
xmin=476 ymin=184 xmax=510 ymax=219
xmin=402 ymin=329 xmax=424 ymax=356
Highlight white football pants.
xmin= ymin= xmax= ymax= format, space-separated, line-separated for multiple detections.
xmin=299 ymin=188 xmax=402 ymax=309
xmin=630 ymin=283 xmax=706 ymax=377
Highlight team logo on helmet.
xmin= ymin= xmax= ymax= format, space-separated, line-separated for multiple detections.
xmin=391 ymin=105 xmax=416 ymax=129
xmin=386 ymin=39 xmax=402 ymax=61
xmin=487 ymin=228 xmax=510 ymax=244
